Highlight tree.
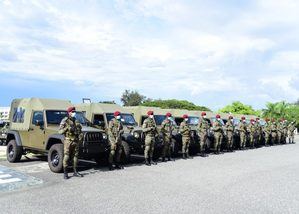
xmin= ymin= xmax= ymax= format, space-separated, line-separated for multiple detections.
xmin=219 ymin=101 xmax=259 ymax=115
xmin=141 ymin=99 xmax=211 ymax=111
xmin=121 ymin=90 xmax=146 ymax=106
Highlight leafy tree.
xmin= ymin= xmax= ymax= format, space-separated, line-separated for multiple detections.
xmin=141 ymin=99 xmax=211 ymax=111
xmin=121 ymin=90 xmax=146 ymax=106
xmin=219 ymin=101 xmax=259 ymax=115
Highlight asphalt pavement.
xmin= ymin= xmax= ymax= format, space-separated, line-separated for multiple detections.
xmin=0 ymin=136 xmax=298 ymax=214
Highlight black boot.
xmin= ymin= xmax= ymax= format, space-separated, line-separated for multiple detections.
xmin=168 ymin=156 xmax=173 ymax=161
xmin=73 ymin=169 xmax=83 ymax=177
xmin=182 ymin=153 xmax=187 ymax=159
xmin=145 ymin=158 xmax=151 ymax=166
xmin=109 ymin=163 xmax=114 ymax=171
xmin=64 ymin=168 xmax=69 ymax=180
xmin=150 ymin=159 xmax=157 ymax=165
xmin=115 ymin=164 xmax=124 ymax=170
xmin=162 ymin=157 xmax=166 ymax=162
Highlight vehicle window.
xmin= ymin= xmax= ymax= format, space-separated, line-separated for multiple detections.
xmin=188 ymin=117 xmax=199 ymax=125
xmin=46 ymin=110 xmax=68 ymax=125
xmin=12 ymin=107 xmax=25 ymax=123
xmin=75 ymin=112 xmax=89 ymax=126
xmin=105 ymin=113 xmax=137 ymax=126
xmin=154 ymin=115 xmax=166 ymax=125
xmin=94 ymin=114 xmax=105 ymax=126
xmin=32 ymin=111 xmax=44 ymax=125
xmin=233 ymin=119 xmax=240 ymax=126
xmin=175 ymin=117 xmax=183 ymax=125
xmin=223 ymin=119 xmax=228 ymax=125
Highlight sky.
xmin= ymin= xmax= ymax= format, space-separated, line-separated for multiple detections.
xmin=0 ymin=0 xmax=299 ymax=110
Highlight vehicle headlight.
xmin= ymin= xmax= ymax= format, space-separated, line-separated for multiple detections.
xmin=102 ymin=133 xmax=107 ymax=140
xmin=133 ymin=132 xmax=140 ymax=139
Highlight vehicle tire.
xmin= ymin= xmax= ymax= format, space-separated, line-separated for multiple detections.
xmin=48 ymin=144 xmax=64 ymax=173
xmin=121 ymin=141 xmax=131 ymax=163
xmin=6 ymin=140 xmax=23 ymax=162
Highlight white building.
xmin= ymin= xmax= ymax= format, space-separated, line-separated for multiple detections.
xmin=0 ymin=107 xmax=10 ymax=122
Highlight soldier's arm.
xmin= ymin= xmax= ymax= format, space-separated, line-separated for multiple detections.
xmin=58 ymin=118 xmax=68 ymax=135
xmin=108 ymin=120 xmax=116 ymax=141
xmin=142 ymin=120 xmax=152 ymax=133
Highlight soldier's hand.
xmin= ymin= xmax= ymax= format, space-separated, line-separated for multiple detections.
xmin=69 ymin=126 xmax=75 ymax=133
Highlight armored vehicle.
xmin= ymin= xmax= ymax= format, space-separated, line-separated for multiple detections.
xmin=6 ymin=98 xmax=108 ymax=173
xmin=75 ymin=103 xmax=144 ymax=161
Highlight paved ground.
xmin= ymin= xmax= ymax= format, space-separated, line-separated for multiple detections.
xmin=0 ymin=136 xmax=298 ymax=214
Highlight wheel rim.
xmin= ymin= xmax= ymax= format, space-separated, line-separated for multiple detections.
xmin=8 ymin=145 xmax=14 ymax=159
xmin=51 ymin=151 xmax=60 ymax=167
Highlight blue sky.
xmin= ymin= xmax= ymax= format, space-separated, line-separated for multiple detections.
xmin=0 ymin=0 xmax=298 ymax=110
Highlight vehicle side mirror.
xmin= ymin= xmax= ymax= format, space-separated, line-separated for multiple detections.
xmin=35 ymin=120 xmax=44 ymax=127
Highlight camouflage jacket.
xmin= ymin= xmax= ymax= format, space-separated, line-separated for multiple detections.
xmin=288 ymin=124 xmax=296 ymax=132
xmin=108 ymin=118 xmax=124 ymax=142
xmin=225 ymin=120 xmax=234 ymax=133
xmin=142 ymin=117 xmax=158 ymax=137
xmin=198 ymin=118 xmax=210 ymax=134
xmin=277 ymin=123 xmax=284 ymax=133
xmin=161 ymin=118 xmax=174 ymax=139
xmin=263 ymin=123 xmax=271 ymax=134
xmin=238 ymin=122 xmax=247 ymax=133
xmin=247 ymin=124 xmax=256 ymax=134
xmin=271 ymin=123 xmax=277 ymax=132
xmin=212 ymin=120 xmax=223 ymax=133
xmin=179 ymin=121 xmax=191 ymax=137
xmin=255 ymin=122 xmax=262 ymax=134
xmin=59 ymin=117 xmax=83 ymax=142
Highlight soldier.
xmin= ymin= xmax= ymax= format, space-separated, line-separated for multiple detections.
xmin=142 ymin=111 xmax=158 ymax=166
xmin=288 ymin=121 xmax=296 ymax=144
xmin=197 ymin=112 xmax=210 ymax=157
xmin=59 ymin=107 xmax=83 ymax=179
xmin=212 ymin=114 xmax=223 ymax=154
xmin=255 ymin=118 xmax=263 ymax=146
xmin=248 ymin=119 xmax=256 ymax=149
xmin=282 ymin=119 xmax=288 ymax=144
xmin=179 ymin=114 xmax=191 ymax=159
xmin=263 ymin=118 xmax=271 ymax=147
xmin=107 ymin=111 xmax=124 ymax=170
xmin=270 ymin=119 xmax=278 ymax=145
xmin=161 ymin=112 xmax=174 ymax=162
xmin=238 ymin=116 xmax=247 ymax=150
xmin=277 ymin=119 xmax=284 ymax=144
xmin=225 ymin=115 xmax=234 ymax=152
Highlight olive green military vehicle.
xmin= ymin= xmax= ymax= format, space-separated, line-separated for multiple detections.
xmin=0 ymin=121 xmax=9 ymax=145
xmin=124 ymin=106 xmax=179 ymax=157
xmin=6 ymin=98 xmax=108 ymax=173
xmin=75 ymin=103 xmax=144 ymax=161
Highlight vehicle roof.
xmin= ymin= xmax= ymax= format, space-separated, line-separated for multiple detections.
xmin=75 ymin=103 xmax=131 ymax=114
xmin=11 ymin=98 xmax=72 ymax=111
xmin=124 ymin=106 xmax=170 ymax=115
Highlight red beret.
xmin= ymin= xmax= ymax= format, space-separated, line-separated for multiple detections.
xmin=182 ymin=114 xmax=188 ymax=119
xmin=256 ymin=117 xmax=260 ymax=120
xmin=241 ymin=116 xmax=246 ymax=120
xmin=265 ymin=118 xmax=269 ymax=121
xmin=250 ymin=119 xmax=254 ymax=122
xmin=216 ymin=114 xmax=221 ymax=119
xmin=229 ymin=116 xmax=233 ymax=119
xmin=201 ymin=112 xmax=206 ymax=116
xmin=166 ymin=112 xmax=172 ymax=117
xmin=114 ymin=111 xmax=121 ymax=116
xmin=147 ymin=111 xmax=154 ymax=116
xmin=67 ymin=106 xmax=76 ymax=113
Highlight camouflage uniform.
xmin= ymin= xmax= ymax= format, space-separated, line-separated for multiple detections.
xmin=248 ymin=123 xmax=256 ymax=149
xmin=263 ymin=122 xmax=271 ymax=146
xmin=142 ymin=117 xmax=158 ymax=165
xmin=161 ymin=118 xmax=174 ymax=161
xmin=238 ymin=121 xmax=247 ymax=149
xmin=59 ymin=116 xmax=83 ymax=173
xmin=255 ymin=121 xmax=262 ymax=146
xmin=108 ymin=118 xmax=124 ymax=168
xmin=180 ymin=120 xmax=191 ymax=158
xmin=282 ymin=122 xmax=288 ymax=144
xmin=277 ymin=122 xmax=283 ymax=144
xmin=212 ymin=120 xmax=223 ymax=154
xmin=270 ymin=122 xmax=278 ymax=145
xmin=288 ymin=123 xmax=296 ymax=144
xmin=225 ymin=119 xmax=234 ymax=151
xmin=197 ymin=118 xmax=210 ymax=156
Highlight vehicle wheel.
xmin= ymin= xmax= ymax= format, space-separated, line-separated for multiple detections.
xmin=6 ymin=140 xmax=23 ymax=162
xmin=48 ymin=144 xmax=64 ymax=173
xmin=121 ymin=141 xmax=131 ymax=163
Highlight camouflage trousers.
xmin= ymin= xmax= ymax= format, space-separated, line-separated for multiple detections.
xmin=109 ymin=141 xmax=122 ymax=164
xmin=144 ymin=135 xmax=155 ymax=159
xmin=182 ymin=136 xmax=190 ymax=155
xmin=249 ymin=133 xmax=255 ymax=147
xmin=162 ymin=137 xmax=171 ymax=158
xmin=214 ymin=132 xmax=223 ymax=152
xmin=63 ymin=138 xmax=79 ymax=169
xmin=200 ymin=132 xmax=208 ymax=152
xmin=240 ymin=132 xmax=246 ymax=148
xmin=288 ymin=132 xmax=294 ymax=143
xmin=226 ymin=132 xmax=234 ymax=149
xmin=277 ymin=132 xmax=282 ymax=144
xmin=271 ymin=132 xmax=277 ymax=144
xmin=264 ymin=133 xmax=270 ymax=145
xmin=256 ymin=133 xmax=262 ymax=145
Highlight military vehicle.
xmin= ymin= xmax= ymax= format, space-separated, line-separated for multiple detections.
xmin=6 ymin=98 xmax=109 ymax=173
xmin=0 ymin=121 xmax=9 ymax=145
xmin=75 ymin=102 xmax=144 ymax=162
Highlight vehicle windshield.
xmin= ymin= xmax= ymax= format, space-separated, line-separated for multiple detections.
xmin=211 ymin=118 xmax=225 ymax=126
xmin=154 ymin=115 xmax=177 ymax=126
xmin=188 ymin=117 xmax=199 ymax=125
xmin=106 ymin=113 xmax=137 ymax=126
xmin=46 ymin=110 xmax=89 ymax=126
xmin=233 ymin=119 xmax=240 ymax=126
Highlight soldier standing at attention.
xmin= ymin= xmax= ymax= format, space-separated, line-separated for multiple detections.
xmin=282 ymin=119 xmax=288 ymax=144
xmin=212 ymin=114 xmax=223 ymax=154
xmin=197 ymin=112 xmax=210 ymax=157
xmin=225 ymin=115 xmax=234 ymax=152
xmin=277 ymin=119 xmax=284 ymax=144
xmin=263 ymin=118 xmax=271 ymax=147
xmin=59 ymin=107 xmax=83 ymax=180
xmin=255 ymin=118 xmax=262 ymax=146
xmin=271 ymin=119 xmax=278 ymax=145
xmin=161 ymin=112 xmax=174 ymax=162
xmin=180 ymin=114 xmax=191 ymax=159
xmin=288 ymin=121 xmax=296 ymax=144
xmin=238 ymin=116 xmax=247 ymax=150
xmin=108 ymin=111 xmax=124 ymax=170
xmin=248 ymin=119 xmax=256 ymax=149
xmin=142 ymin=111 xmax=158 ymax=166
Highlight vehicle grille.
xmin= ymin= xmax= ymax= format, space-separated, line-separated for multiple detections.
xmin=84 ymin=132 xmax=102 ymax=143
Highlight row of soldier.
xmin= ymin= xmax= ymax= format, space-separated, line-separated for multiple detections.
xmin=59 ymin=107 xmax=297 ymax=179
